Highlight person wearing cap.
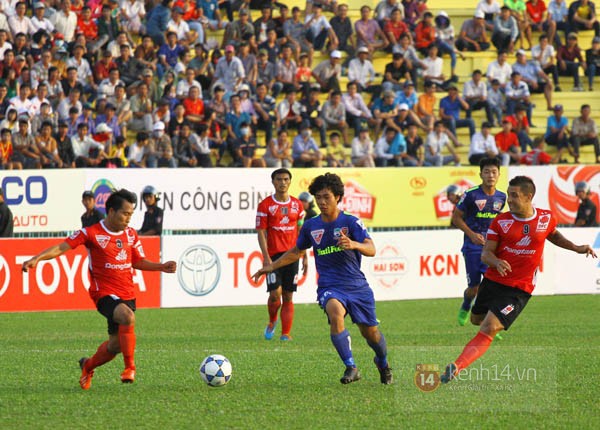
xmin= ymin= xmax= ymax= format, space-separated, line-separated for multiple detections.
xmin=574 ymin=181 xmax=598 ymax=226
xmin=305 ymin=2 xmax=339 ymax=51
xmin=468 ymin=121 xmax=508 ymax=166
xmin=311 ymin=50 xmax=342 ymax=93
xmin=586 ymin=36 xmax=600 ymax=90
xmin=425 ymin=120 xmax=461 ymax=166
xmin=343 ymin=81 xmax=376 ymax=135
xmin=31 ymin=2 xmax=56 ymax=36
xmin=492 ymin=6 xmax=519 ymax=52
xmin=395 ymin=79 xmax=417 ymax=110
xmin=456 ymin=10 xmax=491 ymax=52
xmin=557 ymin=32 xmax=586 ymax=91
xmin=214 ymin=44 xmax=245 ymax=95
xmin=138 ymin=185 xmax=164 ymax=236
xmin=298 ymin=191 xmax=318 ymax=219
xmin=329 ymin=4 xmax=355 ymax=60
xmin=348 ymin=46 xmax=378 ymax=95
xmin=440 ymin=84 xmax=476 ymax=139
xmin=221 ymin=9 xmax=253 ymax=49
xmin=512 ymin=49 xmax=554 ymax=111
xmin=446 ymin=184 xmax=462 ymax=206
xmin=570 ymin=104 xmax=600 ymax=163
xmin=292 ymin=121 xmax=323 ymax=167
xmin=81 ymin=191 xmax=105 ymax=228
xmin=240 ymin=40 xmax=260 ymax=90
xmin=0 ymin=187 xmax=13 ymax=237
xmin=568 ymin=0 xmax=600 ymax=35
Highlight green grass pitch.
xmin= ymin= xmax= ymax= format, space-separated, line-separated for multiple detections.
xmin=1 ymin=295 xmax=599 ymax=429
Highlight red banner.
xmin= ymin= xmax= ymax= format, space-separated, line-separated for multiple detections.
xmin=0 ymin=237 xmax=161 ymax=312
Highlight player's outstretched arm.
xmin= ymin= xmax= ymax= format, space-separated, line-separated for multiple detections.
xmin=22 ymin=242 xmax=72 ymax=272
xmin=252 ymin=246 xmax=303 ymax=282
xmin=481 ymin=238 xmax=512 ymax=276
xmin=133 ymin=260 xmax=177 ymax=273
xmin=547 ymin=230 xmax=598 ymax=257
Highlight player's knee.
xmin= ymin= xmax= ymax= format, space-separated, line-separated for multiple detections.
xmin=470 ymin=313 xmax=484 ymax=325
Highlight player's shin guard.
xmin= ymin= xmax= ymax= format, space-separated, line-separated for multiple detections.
xmin=280 ymin=301 xmax=294 ymax=336
xmin=268 ymin=297 xmax=282 ymax=324
xmin=118 ymin=325 xmax=136 ymax=370
xmin=331 ymin=329 xmax=355 ymax=367
xmin=367 ymin=332 xmax=388 ymax=369
xmin=85 ymin=341 xmax=116 ymax=371
xmin=455 ymin=330 xmax=494 ymax=370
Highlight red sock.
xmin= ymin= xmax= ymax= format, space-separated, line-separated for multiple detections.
xmin=85 ymin=341 xmax=116 ymax=371
xmin=268 ymin=297 xmax=282 ymax=324
xmin=280 ymin=301 xmax=294 ymax=336
xmin=455 ymin=331 xmax=494 ymax=370
xmin=118 ymin=325 xmax=136 ymax=370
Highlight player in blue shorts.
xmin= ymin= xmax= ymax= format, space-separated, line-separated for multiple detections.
xmin=452 ymin=157 xmax=506 ymax=327
xmin=253 ymin=173 xmax=392 ymax=385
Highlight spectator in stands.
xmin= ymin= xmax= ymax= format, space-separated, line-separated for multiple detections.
xmin=384 ymin=7 xmax=411 ymax=51
xmin=214 ymin=44 xmax=245 ymax=97
xmin=225 ymin=93 xmax=251 ymax=158
xmin=532 ymin=34 xmax=561 ymax=91
xmin=292 ymin=121 xmax=323 ymax=167
xmin=505 ymin=71 xmax=533 ymax=126
xmin=439 ymin=85 xmax=475 ymax=139
xmin=176 ymin=67 xmax=202 ymax=100
xmin=463 ymin=69 xmax=493 ymax=125
xmin=456 ymin=10 xmax=491 ymax=52
xmin=355 ymin=5 xmax=388 ymax=55
xmin=394 ymin=34 xmax=425 ymax=89
xmin=325 ymin=131 xmax=352 ymax=167
xmin=505 ymin=0 xmax=528 ymax=49
xmin=57 ymin=87 xmax=82 ymax=121
xmin=395 ymin=80 xmax=417 ymax=110
xmin=116 ymin=44 xmax=145 ymax=88
xmin=253 ymin=4 xmax=276 ymax=46
xmin=504 ymin=103 xmax=533 ymax=151
xmin=300 ymin=84 xmax=327 ymax=146
xmin=351 ymin=127 xmax=375 ymax=167
xmin=416 ymin=81 xmax=437 ymax=132
xmin=306 ymin=3 xmax=338 ymax=52
xmin=127 ymin=132 xmax=150 ymax=168
xmin=253 ymin=82 xmax=275 ymax=146
xmin=263 ymin=129 xmax=293 ymax=168
xmin=312 ymin=50 xmax=342 ymax=93
xmin=570 ymin=104 xmax=600 ymax=163
xmin=486 ymin=50 xmax=513 ymax=90
xmin=422 ymin=45 xmax=455 ymax=91
xmin=415 ymin=11 xmax=436 ymax=55
xmin=71 ymin=122 xmax=106 ymax=167
xmin=476 ymin=0 xmax=501 ymax=30
xmin=524 ymin=0 xmax=557 ymax=50
xmin=129 ymin=82 xmax=154 ymax=133
xmin=487 ymin=79 xmax=505 ymax=126
xmin=403 ymin=0 xmax=426 ymax=31
xmin=321 ymin=90 xmax=349 ymax=146
xmin=275 ymin=89 xmax=303 ymax=133
xmin=343 ymin=80 xmax=376 ymax=134
xmin=329 ymin=4 xmax=354 ymax=60
xmin=374 ymin=127 xmax=407 ymax=167
xmin=434 ymin=11 xmax=464 ymax=79
xmin=469 ymin=122 xmax=508 ymax=166
xmin=121 ymin=0 xmax=146 ymax=36
xmin=54 ymin=121 xmax=74 ymax=168
xmin=425 ymin=120 xmax=461 ymax=166
xmin=495 ymin=118 xmax=522 ymax=164
xmin=284 ymin=6 xmax=313 ymax=65
xmin=275 ymin=44 xmax=298 ymax=96
xmin=375 ymin=0 xmax=404 ymax=29
xmin=191 ymin=124 xmax=214 ymax=168
xmin=258 ymin=28 xmax=280 ymax=65
xmin=146 ymin=0 xmax=173 ymax=47
xmin=51 ymin=0 xmax=78 ymax=44
xmin=405 ymin=123 xmax=427 ymax=166
xmin=568 ymin=0 xmax=600 ymax=36
xmin=222 ymin=9 xmax=253 ymax=49
xmin=513 ymin=49 xmax=554 ymax=111
xmin=545 ymin=104 xmax=572 ymax=161
xmin=548 ymin=0 xmax=570 ymax=46
xmin=348 ymin=46 xmax=378 ymax=96
xmin=492 ymin=6 xmax=519 ymax=52
xmin=372 ymin=89 xmax=398 ymax=137
xmin=557 ymin=32 xmax=586 ymax=91
xmin=586 ymin=36 xmax=600 ymax=90
xmin=174 ymin=122 xmax=199 ymax=167
xmin=520 ymin=136 xmax=556 ymax=164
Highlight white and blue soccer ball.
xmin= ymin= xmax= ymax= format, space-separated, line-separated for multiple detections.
xmin=199 ymin=354 xmax=232 ymax=387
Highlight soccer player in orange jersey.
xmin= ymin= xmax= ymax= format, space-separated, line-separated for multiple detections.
xmin=256 ymin=168 xmax=307 ymax=341
xmin=441 ymin=176 xmax=597 ymax=383
xmin=22 ymin=189 xmax=177 ymax=390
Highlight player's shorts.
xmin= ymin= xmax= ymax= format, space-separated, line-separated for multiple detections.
xmin=463 ymin=250 xmax=487 ymax=288
xmin=316 ymin=286 xmax=379 ymax=327
xmin=266 ymin=252 xmax=299 ymax=293
xmin=471 ymin=278 xmax=531 ymax=330
xmin=97 ymin=295 xmax=137 ymax=335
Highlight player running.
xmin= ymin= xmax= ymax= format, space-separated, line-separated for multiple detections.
xmin=452 ymin=157 xmax=506 ymax=327
xmin=441 ymin=176 xmax=596 ymax=384
xmin=22 ymin=189 xmax=176 ymax=390
xmin=256 ymin=168 xmax=307 ymax=341
xmin=253 ymin=173 xmax=392 ymax=385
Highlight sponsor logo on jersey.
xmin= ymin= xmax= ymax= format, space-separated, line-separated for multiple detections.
xmin=537 ymin=214 xmax=551 ymax=231
xmin=475 ymin=199 xmax=487 ymax=211
xmin=500 ymin=304 xmax=515 ymax=315
xmin=280 ymin=215 xmax=289 ymax=225
xmin=268 ymin=205 xmax=278 ymax=215
xmin=333 ymin=227 xmax=349 ymax=239
xmin=493 ymin=200 xmax=503 ymax=211
xmin=115 ymin=249 xmax=128 ymax=261
xmin=126 ymin=229 xmax=136 ymax=245
xmin=515 ymin=235 xmax=532 ymax=247
xmin=311 ymin=229 xmax=324 ymax=245
xmin=281 ymin=206 xmax=288 ymax=215
xmin=498 ymin=219 xmax=514 ymax=233
xmin=69 ymin=230 xmax=81 ymax=240
xmin=291 ymin=201 xmax=300 ymax=213
xmin=116 ymin=239 xmax=123 ymax=248
xmin=95 ymin=234 xmax=110 ymax=249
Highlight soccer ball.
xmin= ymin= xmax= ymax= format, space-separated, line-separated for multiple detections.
xmin=199 ymin=354 xmax=232 ymax=387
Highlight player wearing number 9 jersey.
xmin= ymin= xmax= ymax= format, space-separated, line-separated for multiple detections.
xmin=440 ymin=176 xmax=597 ymax=384
xmin=21 ymin=189 xmax=177 ymax=390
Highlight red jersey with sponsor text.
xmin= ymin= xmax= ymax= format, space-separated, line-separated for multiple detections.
xmin=256 ymin=195 xmax=305 ymax=256
xmin=485 ymin=208 xmax=557 ymax=293
xmin=65 ymin=220 xmax=145 ymax=303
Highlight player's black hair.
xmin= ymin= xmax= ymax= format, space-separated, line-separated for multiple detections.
xmin=309 ymin=173 xmax=345 ymax=203
xmin=509 ymin=176 xmax=536 ymax=197
xmin=106 ymin=189 xmax=137 ymax=213
xmin=271 ymin=168 xmax=292 ymax=181
xmin=479 ymin=157 xmax=500 ymax=172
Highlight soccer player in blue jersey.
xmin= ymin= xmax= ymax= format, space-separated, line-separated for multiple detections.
xmin=452 ymin=157 xmax=507 ymax=327
xmin=252 ymin=173 xmax=392 ymax=385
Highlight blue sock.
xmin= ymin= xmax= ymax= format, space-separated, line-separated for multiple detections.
xmin=330 ymin=329 xmax=355 ymax=368
xmin=461 ymin=290 xmax=472 ymax=311
xmin=367 ymin=333 xmax=388 ymax=368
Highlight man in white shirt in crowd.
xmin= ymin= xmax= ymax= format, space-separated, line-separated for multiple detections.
xmin=468 ymin=121 xmax=509 ymax=165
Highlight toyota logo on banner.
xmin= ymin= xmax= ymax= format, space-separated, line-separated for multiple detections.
xmin=177 ymin=245 xmax=221 ymax=296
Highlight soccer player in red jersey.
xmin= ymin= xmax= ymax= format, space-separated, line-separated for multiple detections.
xmin=22 ymin=189 xmax=176 ymax=390
xmin=256 ymin=168 xmax=307 ymax=341
xmin=441 ymin=176 xmax=597 ymax=383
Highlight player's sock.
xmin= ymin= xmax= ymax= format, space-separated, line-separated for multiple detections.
xmin=118 ymin=324 xmax=136 ymax=370
xmin=85 ymin=341 xmax=116 ymax=371
xmin=460 ymin=291 xmax=472 ymax=311
xmin=455 ymin=331 xmax=494 ymax=370
xmin=331 ymin=329 xmax=355 ymax=367
xmin=268 ymin=297 xmax=282 ymax=324
xmin=280 ymin=301 xmax=294 ymax=336
xmin=367 ymin=333 xmax=388 ymax=368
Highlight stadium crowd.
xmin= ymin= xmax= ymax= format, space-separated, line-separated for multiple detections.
xmin=0 ymin=0 xmax=599 ymax=170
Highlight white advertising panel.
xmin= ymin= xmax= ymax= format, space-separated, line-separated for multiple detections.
xmin=0 ymin=170 xmax=85 ymax=233
xmin=553 ymin=228 xmax=600 ymax=295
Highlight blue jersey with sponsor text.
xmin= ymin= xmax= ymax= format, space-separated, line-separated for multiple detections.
xmin=456 ymin=185 xmax=507 ymax=253
xmin=297 ymin=211 xmax=370 ymax=290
